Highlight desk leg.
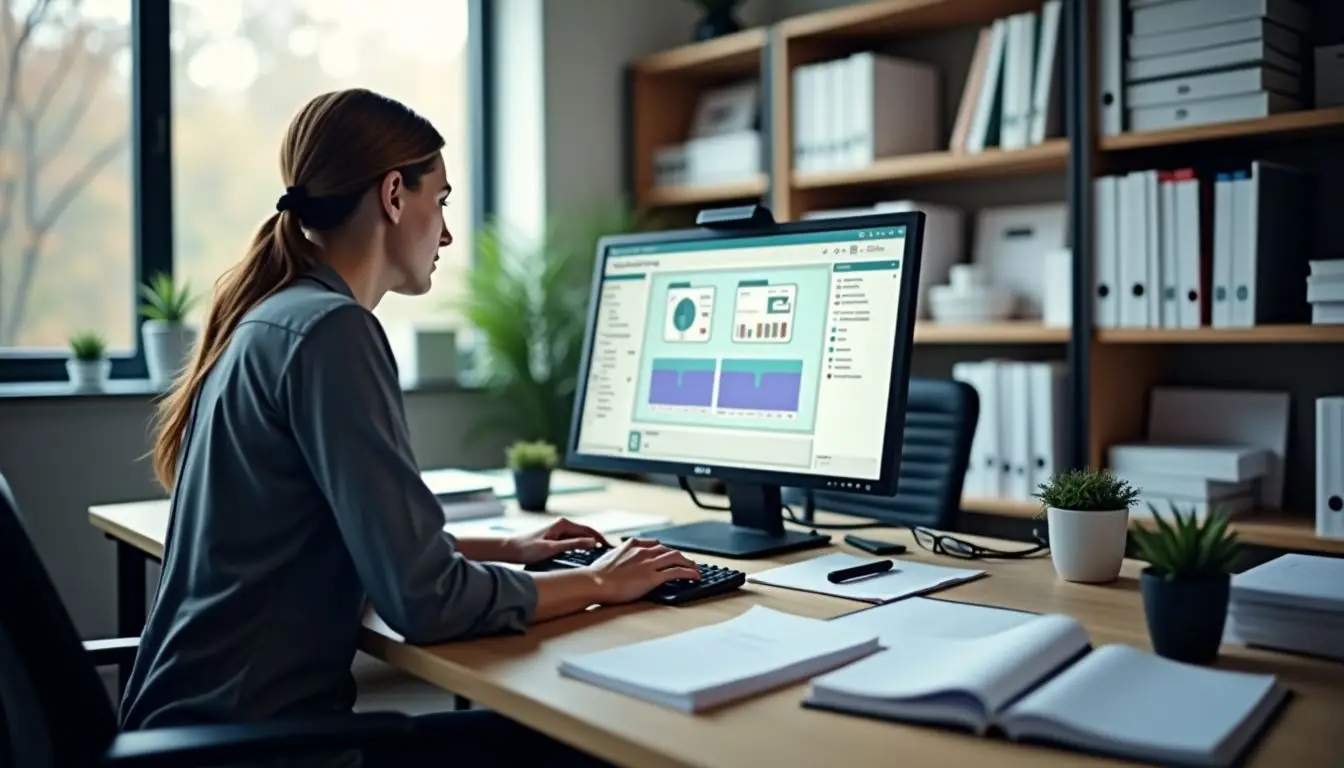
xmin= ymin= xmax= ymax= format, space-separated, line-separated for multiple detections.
xmin=114 ymin=538 xmax=149 ymax=695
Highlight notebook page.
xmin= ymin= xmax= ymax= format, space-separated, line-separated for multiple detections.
xmin=1000 ymin=644 xmax=1282 ymax=762
xmin=559 ymin=605 xmax=878 ymax=706
xmin=812 ymin=613 xmax=1088 ymax=713
xmin=830 ymin=597 xmax=1039 ymax=645
xmin=747 ymin=552 xmax=986 ymax=603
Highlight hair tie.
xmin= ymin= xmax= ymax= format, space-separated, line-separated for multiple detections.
xmin=276 ymin=185 xmax=308 ymax=214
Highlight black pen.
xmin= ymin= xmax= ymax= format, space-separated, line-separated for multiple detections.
xmin=827 ymin=559 xmax=895 ymax=584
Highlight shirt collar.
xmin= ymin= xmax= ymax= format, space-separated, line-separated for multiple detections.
xmin=303 ymin=262 xmax=356 ymax=300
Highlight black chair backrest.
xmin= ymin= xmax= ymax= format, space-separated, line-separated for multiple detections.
xmin=0 ymin=471 xmax=119 ymax=766
xmin=786 ymin=377 xmax=978 ymax=530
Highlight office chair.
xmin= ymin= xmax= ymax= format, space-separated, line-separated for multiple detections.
xmin=786 ymin=377 xmax=979 ymax=531
xmin=0 ymin=471 xmax=415 ymax=767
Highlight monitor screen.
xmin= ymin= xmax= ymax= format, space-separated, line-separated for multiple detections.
xmin=569 ymin=218 xmax=917 ymax=491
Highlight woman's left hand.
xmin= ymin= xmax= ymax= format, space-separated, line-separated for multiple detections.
xmin=506 ymin=518 xmax=610 ymax=564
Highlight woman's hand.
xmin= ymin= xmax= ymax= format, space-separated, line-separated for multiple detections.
xmin=505 ymin=517 xmax=609 ymax=564
xmin=586 ymin=538 xmax=701 ymax=604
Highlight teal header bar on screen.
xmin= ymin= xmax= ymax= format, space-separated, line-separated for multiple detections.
xmin=607 ymin=226 xmax=906 ymax=257
xmin=834 ymin=260 xmax=900 ymax=272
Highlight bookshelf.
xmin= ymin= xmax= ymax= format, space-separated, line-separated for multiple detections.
xmin=621 ymin=0 xmax=1344 ymax=556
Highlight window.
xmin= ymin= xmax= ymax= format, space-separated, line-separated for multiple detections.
xmin=0 ymin=1 xmax=136 ymax=354
xmin=0 ymin=0 xmax=489 ymax=383
xmin=169 ymin=0 xmax=474 ymax=343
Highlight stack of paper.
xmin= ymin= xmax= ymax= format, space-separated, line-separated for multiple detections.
xmin=557 ymin=605 xmax=879 ymax=713
xmin=746 ymin=552 xmax=985 ymax=604
xmin=1227 ymin=554 xmax=1344 ymax=662
xmin=1109 ymin=442 xmax=1268 ymax=520
xmin=1307 ymin=259 xmax=1344 ymax=325
xmin=420 ymin=468 xmax=505 ymax=522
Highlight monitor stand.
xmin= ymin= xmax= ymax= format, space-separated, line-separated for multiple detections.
xmin=643 ymin=483 xmax=831 ymax=559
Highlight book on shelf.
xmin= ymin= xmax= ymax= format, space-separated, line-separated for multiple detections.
xmin=806 ymin=599 xmax=1290 ymax=768
xmin=557 ymin=605 xmax=879 ymax=713
xmin=955 ymin=1 xmax=1063 ymax=153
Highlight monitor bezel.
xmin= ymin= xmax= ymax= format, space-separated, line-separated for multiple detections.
xmin=563 ymin=210 xmax=926 ymax=497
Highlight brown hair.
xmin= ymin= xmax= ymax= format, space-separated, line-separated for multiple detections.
xmin=150 ymin=88 xmax=445 ymax=490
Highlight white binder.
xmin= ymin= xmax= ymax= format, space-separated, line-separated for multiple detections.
xmin=1093 ymin=175 xmax=1120 ymax=328
xmin=1118 ymin=173 xmax=1150 ymax=328
xmin=1211 ymin=172 xmax=1237 ymax=328
xmin=1142 ymin=170 xmax=1163 ymax=328
xmin=1158 ymin=172 xmax=1180 ymax=328
xmin=1318 ymin=397 xmax=1344 ymax=540
xmin=1028 ymin=362 xmax=1068 ymax=497
xmin=1098 ymin=0 xmax=1124 ymax=136
xmin=1003 ymin=362 xmax=1034 ymax=501
xmin=1172 ymin=169 xmax=1205 ymax=329
xmin=953 ymin=361 xmax=1001 ymax=498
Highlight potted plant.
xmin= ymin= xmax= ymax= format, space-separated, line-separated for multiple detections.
xmin=139 ymin=272 xmax=201 ymax=386
xmin=1131 ymin=503 xmax=1241 ymax=665
xmin=67 ymin=331 xmax=110 ymax=391
xmin=1035 ymin=468 xmax=1140 ymax=583
xmin=683 ymin=0 xmax=747 ymax=41
xmin=456 ymin=204 xmax=656 ymax=449
xmin=506 ymin=440 xmax=559 ymax=512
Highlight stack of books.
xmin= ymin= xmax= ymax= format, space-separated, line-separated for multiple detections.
xmin=1228 ymin=553 xmax=1344 ymax=662
xmin=1108 ymin=442 xmax=1271 ymax=519
xmin=1104 ymin=0 xmax=1307 ymax=135
xmin=1306 ymin=258 xmax=1344 ymax=325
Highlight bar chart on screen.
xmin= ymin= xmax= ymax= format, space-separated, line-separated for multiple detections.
xmin=716 ymin=358 xmax=804 ymax=414
xmin=647 ymin=358 xmax=717 ymax=409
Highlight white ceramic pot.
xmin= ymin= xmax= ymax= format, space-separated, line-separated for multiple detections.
xmin=142 ymin=320 xmax=198 ymax=386
xmin=66 ymin=358 xmax=110 ymax=391
xmin=1047 ymin=506 xmax=1130 ymax=583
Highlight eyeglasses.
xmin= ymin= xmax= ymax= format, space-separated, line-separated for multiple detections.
xmin=911 ymin=527 xmax=1048 ymax=561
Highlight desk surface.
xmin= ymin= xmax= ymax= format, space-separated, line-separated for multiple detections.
xmin=90 ymin=472 xmax=1344 ymax=768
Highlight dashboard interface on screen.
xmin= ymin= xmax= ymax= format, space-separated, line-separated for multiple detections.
xmin=572 ymin=225 xmax=908 ymax=485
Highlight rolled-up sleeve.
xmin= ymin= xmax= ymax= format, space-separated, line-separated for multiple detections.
xmin=280 ymin=304 xmax=538 ymax=644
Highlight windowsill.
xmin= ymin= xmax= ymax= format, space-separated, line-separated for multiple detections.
xmin=0 ymin=377 xmax=484 ymax=401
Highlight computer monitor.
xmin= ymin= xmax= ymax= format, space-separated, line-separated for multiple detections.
xmin=564 ymin=207 xmax=925 ymax=558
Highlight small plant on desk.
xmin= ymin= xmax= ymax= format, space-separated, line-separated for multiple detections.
xmin=1034 ymin=468 xmax=1140 ymax=584
xmin=67 ymin=331 xmax=110 ymax=391
xmin=507 ymin=440 xmax=559 ymax=512
xmin=1131 ymin=503 xmax=1242 ymax=666
xmin=138 ymin=272 xmax=201 ymax=387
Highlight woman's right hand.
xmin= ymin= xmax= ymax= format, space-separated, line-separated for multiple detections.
xmin=587 ymin=538 xmax=701 ymax=604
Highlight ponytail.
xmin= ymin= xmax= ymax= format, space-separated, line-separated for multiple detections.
xmin=149 ymin=210 xmax=317 ymax=490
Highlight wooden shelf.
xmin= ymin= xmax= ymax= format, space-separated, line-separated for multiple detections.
xmin=778 ymin=0 xmax=1039 ymax=41
xmin=961 ymin=496 xmax=1040 ymax=517
xmin=793 ymin=140 xmax=1068 ymax=190
xmin=1097 ymin=325 xmax=1344 ymax=344
xmin=1101 ymin=108 xmax=1344 ymax=152
xmin=639 ymin=176 xmax=768 ymax=208
xmin=632 ymin=28 xmax=766 ymax=78
xmin=915 ymin=322 xmax=1069 ymax=344
xmin=968 ymin=502 xmax=1344 ymax=555
xmin=1133 ymin=511 xmax=1344 ymax=556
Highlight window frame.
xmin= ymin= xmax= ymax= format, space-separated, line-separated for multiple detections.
xmin=0 ymin=0 xmax=495 ymax=385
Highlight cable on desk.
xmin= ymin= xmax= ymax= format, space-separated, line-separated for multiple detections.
xmin=675 ymin=479 xmax=1049 ymax=562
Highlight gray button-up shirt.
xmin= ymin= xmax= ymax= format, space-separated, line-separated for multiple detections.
xmin=119 ymin=264 xmax=538 ymax=731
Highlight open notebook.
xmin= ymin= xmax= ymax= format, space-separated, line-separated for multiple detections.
xmin=805 ymin=600 xmax=1289 ymax=768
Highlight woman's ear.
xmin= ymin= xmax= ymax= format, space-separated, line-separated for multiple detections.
xmin=379 ymin=170 xmax=405 ymax=225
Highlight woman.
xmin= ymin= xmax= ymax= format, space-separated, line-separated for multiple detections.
xmin=119 ymin=88 xmax=700 ymax=765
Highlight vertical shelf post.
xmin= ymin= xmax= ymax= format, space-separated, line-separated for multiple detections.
xmin=1065 ymin=0 xmax=1095 ymax=470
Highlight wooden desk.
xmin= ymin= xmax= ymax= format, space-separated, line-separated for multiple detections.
xmin=90 ymin=472 xmax=1344 ymax=767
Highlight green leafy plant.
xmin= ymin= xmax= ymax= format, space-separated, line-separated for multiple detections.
xmin=455 ymin=204 xmax=660 ymax=448
xmin=506 ymin=440 xmax=559 ymax=472
xmin=138 ymin=272 xmax=201 ymax=323
xmin=68 ymin=331 xmax=106 ymax=361
xmin=1035 ymin=468 xmax=1141 ymax=513
xmin=1131 ymin=502 xmax=1241 ymax=580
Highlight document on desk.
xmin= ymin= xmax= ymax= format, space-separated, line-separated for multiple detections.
xmin=747 ymin=552 xmax=986 ymax=604
xmin=557 ymin=605 xmax=880 ymax=713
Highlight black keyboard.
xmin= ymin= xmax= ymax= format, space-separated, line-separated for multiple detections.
xmin=525 ymin=547 xmax=746 ymax=606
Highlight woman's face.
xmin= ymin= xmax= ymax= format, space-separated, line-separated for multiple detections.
xmin=384 ymin=154 xmax=452 ymax=296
